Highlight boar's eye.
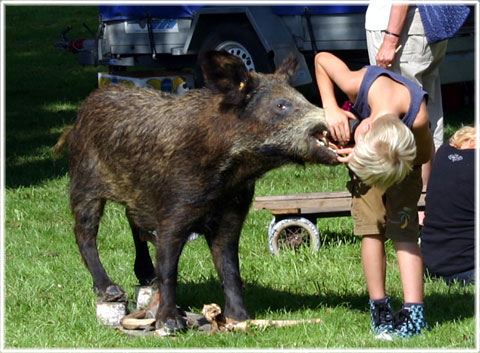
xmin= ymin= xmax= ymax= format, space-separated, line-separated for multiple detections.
xmin=274 ymin=99 xmax=291 ymax=113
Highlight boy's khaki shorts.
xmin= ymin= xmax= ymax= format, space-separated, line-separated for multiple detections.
xmin=347 ymin=166 xmax=422 ymax=242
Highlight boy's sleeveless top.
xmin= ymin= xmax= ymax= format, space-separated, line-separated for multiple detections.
xmin=351 ymin=66 xmax=428 ymax=128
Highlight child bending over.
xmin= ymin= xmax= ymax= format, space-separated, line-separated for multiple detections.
xmin=315 ymin=52 xmax=433 ymax=339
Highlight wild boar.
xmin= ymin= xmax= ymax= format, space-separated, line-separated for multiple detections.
xmin=56 ymin=51 xmax=337 ymax=332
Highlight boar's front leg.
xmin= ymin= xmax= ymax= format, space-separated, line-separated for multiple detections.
xmin=154 ymin=223 xmax=189 ymax=332
xmin=205 ymin=185 xmax=255 ymax=322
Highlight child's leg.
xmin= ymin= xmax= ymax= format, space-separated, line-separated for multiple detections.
xmin=347 ymin=171 xmax=393 ymax=338
xmin=392 ymin=240 xmax=428 ymax=337
xmin=362 ymin=234 xmax=387 ymax=300
xmin=393 ymin=240 xmax=424 ymax=303
xmin=363 ymin=234 xmax=394 ymax=339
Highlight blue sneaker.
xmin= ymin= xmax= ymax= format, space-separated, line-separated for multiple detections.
xmin=369 ymin=298 xmax=394 ymax=340
xmin=393 ymin=304 xmax=429 ymax=338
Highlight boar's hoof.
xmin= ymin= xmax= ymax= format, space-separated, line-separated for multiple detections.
xmin=156 ymin=316 xmax=188 ymax=333
xmin=95 ymin=284 xmax=126 ymax=302
xmin=224 ymin=309 xmax=250 ymax=323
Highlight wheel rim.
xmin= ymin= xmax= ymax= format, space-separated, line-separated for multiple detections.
xmin=215 ymin=41 xmax=256 ymax=71
xmin=269 ymin=218 xmax=320 ymax=255
xmin=276 ymin=226 xmax=311 ymax=250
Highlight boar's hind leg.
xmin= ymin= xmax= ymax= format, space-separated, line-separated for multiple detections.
xmin=73 ymin=198 xmax=125 ymax=301
xmin=126 ymin=211 xmax=156 ymax=286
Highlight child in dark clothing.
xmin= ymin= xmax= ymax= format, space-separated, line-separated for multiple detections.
xmin=421 ymin=126 xmax=476 ymax=285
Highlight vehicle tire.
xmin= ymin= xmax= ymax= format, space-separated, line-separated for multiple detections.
xmin=196 ymin=22 xmax=273 ymax=85
xmin=268 ymin=217 xmax=320 ymax=255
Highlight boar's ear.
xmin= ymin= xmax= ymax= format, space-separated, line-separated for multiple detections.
xmin=275 ymin=53 xmax=298 ymax=84
xmin=200 ymin=51 xmax=255 ymax=106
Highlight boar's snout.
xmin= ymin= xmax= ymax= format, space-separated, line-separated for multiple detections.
xmin=261 ymin=107 xmax=339 ymax=166
xmin=301 ymin=108 xmax=339 ymax=165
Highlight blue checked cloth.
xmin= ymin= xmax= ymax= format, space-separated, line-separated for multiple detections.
xmin=418 ymin=5 xmax=470 ymax=43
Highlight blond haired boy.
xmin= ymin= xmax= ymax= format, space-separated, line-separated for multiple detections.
xmin=315 ymin=52 xmax=433 ymax=339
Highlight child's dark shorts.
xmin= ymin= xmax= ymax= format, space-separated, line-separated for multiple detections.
xmin=347 ymin=166 xmax=422 ymax=242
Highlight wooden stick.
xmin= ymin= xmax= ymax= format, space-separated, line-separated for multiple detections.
xmin=226 ymin=318 xmax=323 ymax=331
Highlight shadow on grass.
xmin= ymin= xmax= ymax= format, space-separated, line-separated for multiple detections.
xmin=424 ymin=288 xmax=475 ymax=326
xmin=5 ymin=100 xmax=76 ymax=187
xmin=176 ymin=278 xmax=474 ymax=325
xmin=5 ymin=155 xmax=69 ymax=188
xmin=5 ymin=100 xmax=75 ymax=188
xmin=176 ymin=278 xmax=367 ymax=317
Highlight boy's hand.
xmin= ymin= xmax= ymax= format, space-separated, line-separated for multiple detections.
xmin=335 ymin=147 xmax=354 ymax=164
xmin=325 ymin=107 xmax=357 ymax=145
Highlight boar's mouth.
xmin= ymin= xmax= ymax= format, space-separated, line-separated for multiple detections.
xmin=312 ymin=129 xmax=338 ymax=156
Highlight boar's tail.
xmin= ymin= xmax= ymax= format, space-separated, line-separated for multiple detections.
xmin=53 ymin=127 xmax=72 ymax=156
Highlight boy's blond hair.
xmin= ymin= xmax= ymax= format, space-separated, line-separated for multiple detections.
xmin=348 ymin=113 xmax=416 ymax=190
xmin=449 ymin=125 xmax=476 ymax=148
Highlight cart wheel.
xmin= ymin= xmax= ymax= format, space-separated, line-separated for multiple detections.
xmin=268 ymin=217 xmax=276 ymax=239
xmin=268 ymin=217 xmax=320 ymax=255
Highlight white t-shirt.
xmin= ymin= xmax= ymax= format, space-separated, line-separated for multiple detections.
xmin=365 ymin=1 xmax=424 ymax=34
xmin=365 ymin=0 xmax=392 ymax=31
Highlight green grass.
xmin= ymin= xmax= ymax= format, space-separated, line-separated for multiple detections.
xmin=3 ymin=5 xmax=476 ymax=350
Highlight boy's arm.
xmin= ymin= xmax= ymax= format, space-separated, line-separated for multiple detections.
xmin=314 ymin=52 xmax=361 ymax=144
xmin=412 ymin=102 xmax=433 ymax=165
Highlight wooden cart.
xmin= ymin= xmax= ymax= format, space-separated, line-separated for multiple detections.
xmin=253 ymin=187 xmax=426 ymax=254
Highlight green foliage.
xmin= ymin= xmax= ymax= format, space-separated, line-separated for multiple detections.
xmin=3 ymin=5 xmax=475 ymax=350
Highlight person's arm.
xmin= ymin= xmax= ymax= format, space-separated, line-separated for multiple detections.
xmin=314 ymin=52 xmax=361 ymax=144
xmin=412 ymin=102 xmax=433 ymax=165
xmin=375 ymin=4 xmax=409 ymax=68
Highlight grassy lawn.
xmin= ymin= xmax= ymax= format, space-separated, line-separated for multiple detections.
xmin=3 ymin=5 xmax=476 ymax=350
